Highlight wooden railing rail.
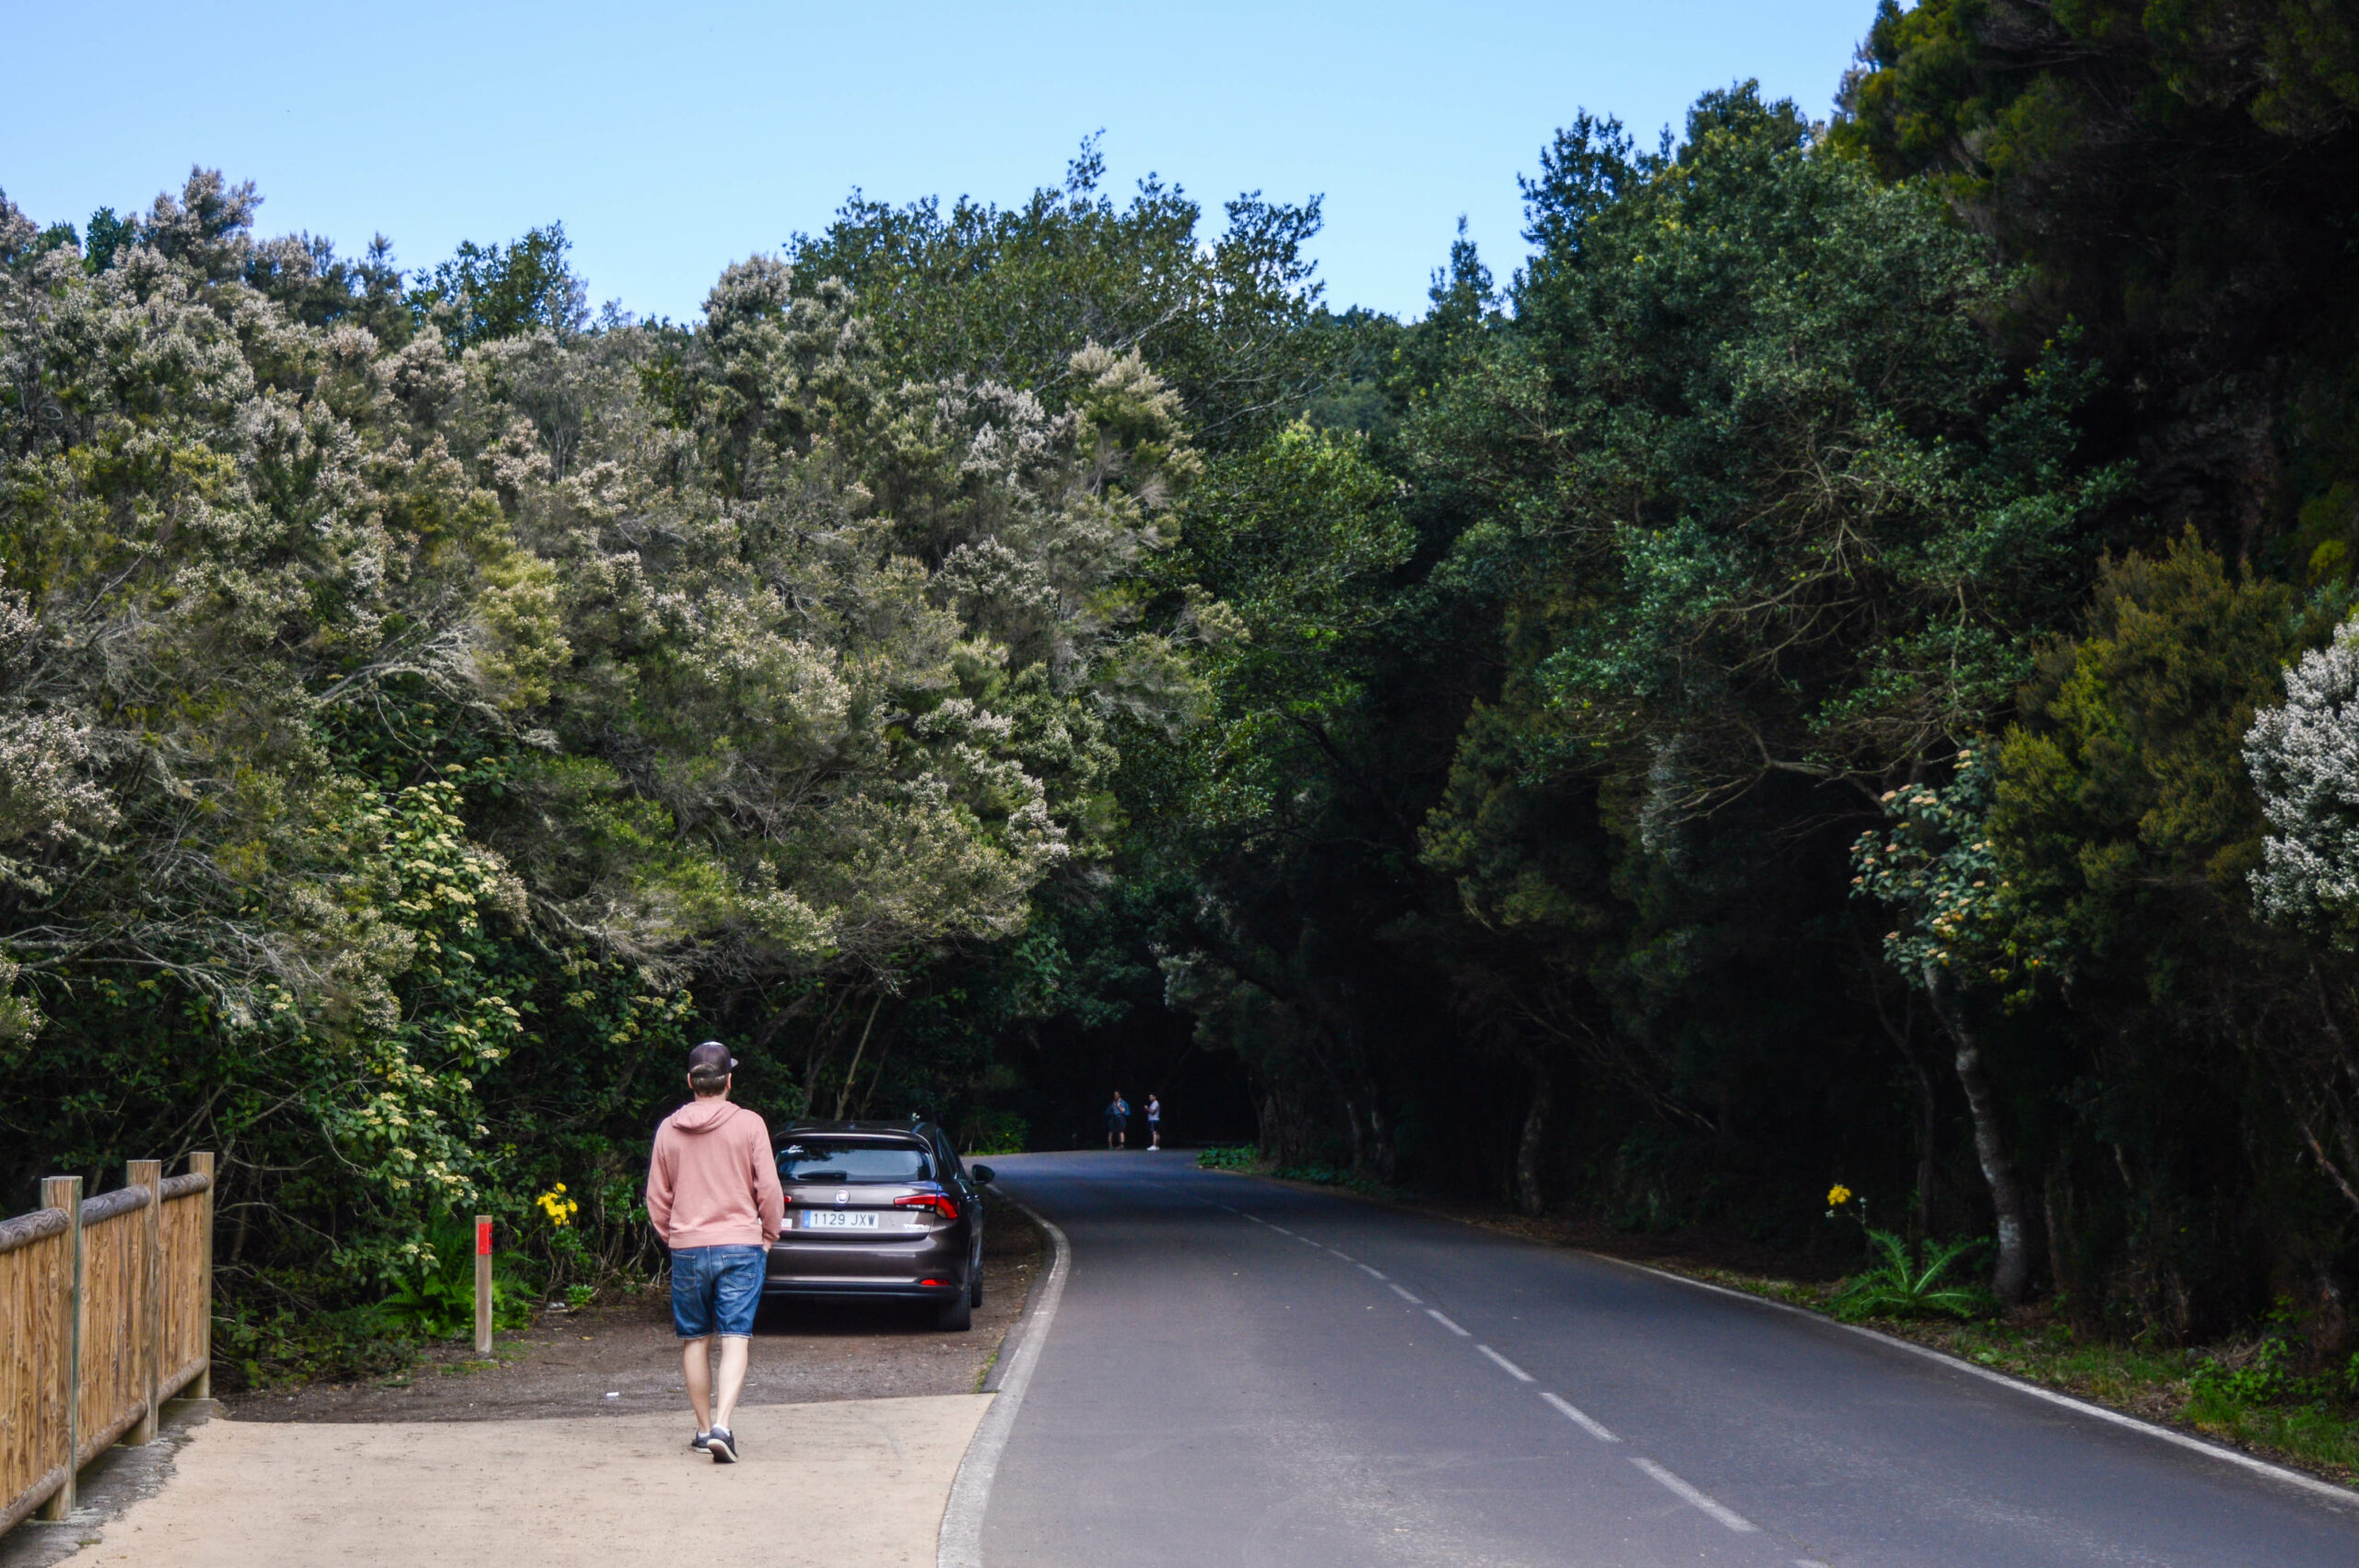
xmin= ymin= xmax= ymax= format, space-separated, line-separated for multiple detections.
xmin=0 ymin=1153 xmax=212 ymax=1538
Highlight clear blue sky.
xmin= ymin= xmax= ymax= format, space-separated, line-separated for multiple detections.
xmin=5 ymin=0 xmax=1874 ymax=323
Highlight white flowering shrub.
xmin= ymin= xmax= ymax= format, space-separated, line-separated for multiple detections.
xmin=0 ymin=169 xmax=1225 ymax=1298
xmin=2245 ymin=623 xmax=2359 ymax=940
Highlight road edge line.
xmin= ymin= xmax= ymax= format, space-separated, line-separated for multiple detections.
xmin=1584 ymin=1249 xmax=2359 ymax=1511
xmin=939 ymin=1194 xmax=1072 ymax=1568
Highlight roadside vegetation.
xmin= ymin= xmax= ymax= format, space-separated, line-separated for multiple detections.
xmin=8 ymin=0 xmax=2359 ymax=1398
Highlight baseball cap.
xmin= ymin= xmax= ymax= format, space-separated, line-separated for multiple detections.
xmin=687 ymin=1040 xmax=738 ymax=1074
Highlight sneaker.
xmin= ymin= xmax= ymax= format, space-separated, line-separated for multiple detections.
xmin=689 ymin=1431 xmax=710 ymax=1452
xmin=707 ymin=1426 xmax=737 ymax=1464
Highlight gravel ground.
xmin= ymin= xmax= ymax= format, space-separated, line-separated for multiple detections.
xmin=226 ymin=1191 xmax=1045 ymax=1423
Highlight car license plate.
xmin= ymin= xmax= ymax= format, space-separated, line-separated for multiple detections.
xmin=802 ymin=1211 xmax=878 ymax=1230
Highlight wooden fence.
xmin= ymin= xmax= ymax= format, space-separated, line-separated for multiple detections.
xmin=0 ymin=1154 xmax=213 ymax=1535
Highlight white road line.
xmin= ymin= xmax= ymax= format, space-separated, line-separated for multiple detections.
xmin=1389 ymin=1282 xmax=1421 ymax=1304
xmin=1540 ymin=1391 xmax=1618 ymax=1442
xmin=1358 ymin=1263 xmax=1387 ymax=1281
xmin=1426 ymin=1308 xmax=1471 ymax=1337
xmin=938 ymin=1197 xmax=1071 ymax=1568
xmin=1268 ymin=1224 xmax=1294 ymax=1235
xmin=1297 ymin=1235 xmax=1321 ymax=1247
xmin=1476 ymin=1344 xmax=1535 ymax=1383
xmin=1630 ymin=1457 xmax=1758 ymax=1534
xmin=1242 ymin=1214 xmax=1266 ymax=1225
xmin=1329 ymin=1250 xmax=1355 ymax=1262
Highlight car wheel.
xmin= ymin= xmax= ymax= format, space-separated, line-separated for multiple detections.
xmin=937 ymin=1288 xmax=973 ymax=1332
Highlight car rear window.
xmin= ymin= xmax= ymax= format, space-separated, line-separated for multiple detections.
xmin=778 ymin=1139 xmax=933 ymax=1184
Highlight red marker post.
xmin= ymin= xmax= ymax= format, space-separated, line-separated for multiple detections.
xmin=474 ymin=1214 xmax=493 ymax=1355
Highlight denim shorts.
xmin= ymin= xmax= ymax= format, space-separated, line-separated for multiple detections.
xmin=670 ymin=1244 xmax=766 ymax=1339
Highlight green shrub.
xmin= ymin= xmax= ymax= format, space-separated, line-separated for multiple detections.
xmin=214 ymin=1295 xmax=417 ymax=1391
xmin=959 ymin=1110 xmax=1029 ymax=1155
xmin=1196 ymin=1145 xmax=1259 ymax=1170
xmin=2189 ymin=1337 xmax=2293 ymax=1408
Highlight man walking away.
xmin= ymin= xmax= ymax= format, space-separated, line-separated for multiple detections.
xmin=1146 ymin=1094 xmax=1162 ymax=1151
xmin=1106 ymin=1091 xmax=1131 ymax=1149
xmin=647 ymin=1040 xmax=782 ymax=1464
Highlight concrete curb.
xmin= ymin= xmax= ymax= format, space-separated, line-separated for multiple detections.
xmin=978 ymin=1199 xmax=1056 ymax=1397
xmin=937 ymin=1194 xmax=1070 ymax=1568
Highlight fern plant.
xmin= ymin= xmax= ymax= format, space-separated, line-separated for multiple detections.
xmin=377 ymin=1213 xmax=535 ymax=1340
xmin=1830 ymin=1230 xmax=1997 ymax=1322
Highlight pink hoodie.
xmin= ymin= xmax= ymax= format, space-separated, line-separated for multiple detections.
xmin=645 ymin=1097 xmax=784 ymax=1249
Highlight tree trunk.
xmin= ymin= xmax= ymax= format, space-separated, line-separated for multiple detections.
xmin=1367 ymin=1097 xmax=1397 ymax=1185
xmin=1865 ymin=973 xmax=1938 ymax=1239
xmin=1908 ymin=1047 xmax=1939 ymax=1241
xmin=831 ymin=995 xmax=884 ymax=1120
xmin=1923 ymin=964 xmax=2033 ymax=1305
xmin=1514 ymin=1066 xmax=1552 ymax=1217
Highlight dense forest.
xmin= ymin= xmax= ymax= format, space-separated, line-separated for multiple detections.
xmin=6 ymin=0 xmax=2359 ymax=1375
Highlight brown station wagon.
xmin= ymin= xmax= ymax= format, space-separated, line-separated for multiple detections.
xmin=763 ymin=1119 xmax=995 ymax=1330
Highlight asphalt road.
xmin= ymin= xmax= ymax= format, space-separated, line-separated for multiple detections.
xmin=978 ymin=1152 xmax=2359 ymax=1568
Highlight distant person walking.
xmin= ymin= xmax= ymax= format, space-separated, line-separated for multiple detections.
xmin=647 ymin=1040 xmax=782 ymax=1465
xmin=1106 ymin=1091 xmax=1131 ymax=1149
xmin=1146 ymin=1094 xmax=1163 ymax=1151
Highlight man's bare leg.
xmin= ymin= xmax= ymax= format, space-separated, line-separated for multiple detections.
xmin=683 ymin=1337 xmax=712 ymax=1432
xmin=712 ymin=1336 xmax=751 ymax=1432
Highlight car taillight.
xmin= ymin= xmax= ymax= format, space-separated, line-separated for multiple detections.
xmin=894 ymin=1193 xmax=958 ymax=1222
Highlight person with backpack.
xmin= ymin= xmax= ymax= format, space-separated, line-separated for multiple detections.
xmin=1105 ymin=1090 xmax=1131 ymax=1149
xmin=646 ymin=1040 xmax=782 ymax=1465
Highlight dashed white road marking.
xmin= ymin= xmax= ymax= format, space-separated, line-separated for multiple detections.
xmin=1358 ymin=1263 xmax=1387 ymax=1281
xmin=1329 ymin=1249 xmax=1355 ymax=1262
xmin=1475 ymin=1344 xmax=1535 ymax=1382
xmin=1631 ymin=1457 xmax=1758 ymax=1533
xmin=1242 ymin=1214 xmax=1266 ymax=1225
xmin=1426 ymin=1308 xmax=1471 ymax=1338
xmin=1389 ymin=1282 xmax=1421 ymax=1304
xmin=1297 ymin=1235 xmax=1321 ymax=1247
xmin=1268 ymin=1224 xmax=1294 ymax=1236
xmin=1540 ymin=1391 xmax=1618 ymax=1442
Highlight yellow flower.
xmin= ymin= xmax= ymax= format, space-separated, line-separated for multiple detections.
xmin=1826 ymin=1184 xmax=1853 ymax=1207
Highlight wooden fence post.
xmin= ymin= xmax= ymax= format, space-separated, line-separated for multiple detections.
xmin=474 ymin=1214 xmax=493 ymax=1356
xmin=37 ymin=1176 xmax=81 ymax=1522
xmin=126 ymin=1161 xmax=161 ymax=1445
xmin=189 ymin=1152 xmax=214 ymax=1399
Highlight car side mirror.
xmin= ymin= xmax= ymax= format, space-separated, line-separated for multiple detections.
xmin=971 ymin=1164 xmax=995 ymax=1185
